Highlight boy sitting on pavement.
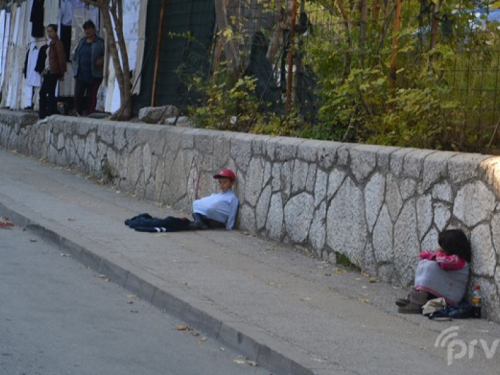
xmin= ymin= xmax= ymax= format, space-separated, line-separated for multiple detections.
xmin=192 ymin=169 xmax=239 ymax=230
xmin=125 ymin=168 xmax=239 ymax=232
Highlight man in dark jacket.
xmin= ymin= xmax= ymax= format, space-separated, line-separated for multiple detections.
xmin=39 ymin=24 xmax=66 ymax=120
xmin=72 ymin=20 xmax=105 ymax=116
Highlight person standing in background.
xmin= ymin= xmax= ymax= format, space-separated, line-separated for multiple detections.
xmin=39 ymin=24 xmax=66 ymax=120
xmin=72 ymin=20 xmax=105 ymax=116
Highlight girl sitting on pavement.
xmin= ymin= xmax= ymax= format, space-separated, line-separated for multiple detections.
xmin=396 ymin=229 xmax=471 ymax=314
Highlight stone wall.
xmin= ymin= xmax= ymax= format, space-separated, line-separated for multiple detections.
xmin=2 ymin=111 xmax=500 ymax=320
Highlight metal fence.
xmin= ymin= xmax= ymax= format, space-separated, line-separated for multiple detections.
xmin=152 ymin=0 xmax=500 ymax=152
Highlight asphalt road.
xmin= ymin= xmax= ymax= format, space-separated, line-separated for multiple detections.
xmin=0 ymin=224 xmax=272 ymax=375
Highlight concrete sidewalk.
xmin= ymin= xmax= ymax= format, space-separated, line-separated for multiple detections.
xmin=1 ymin=147 xmax=499 ymax=375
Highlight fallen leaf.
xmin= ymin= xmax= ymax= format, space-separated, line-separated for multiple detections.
xmin=362 ymin=272 xmax=370 ymax=277
xmin=60 ymin=253 xmax=71 ymax=258
xmin=176 ymin=325 xmax=192 ymax=331
xmin=233 ymin=358 xmax=246 ymax=365
xmin=369 ymin=278 xmax=377 ymax=283
xmin=197 ymin=337 xmax=208 ymax=344
xmin=333 ymin=269 xmax=345 ymax=274
xmin=360 ymin=299 xmax=370 ymax=304
xmin=127 ymin=294 xmax=137 ymax=298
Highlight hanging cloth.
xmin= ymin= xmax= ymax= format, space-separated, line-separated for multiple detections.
xmin=30 ymin=0 xmax=44 ymax=38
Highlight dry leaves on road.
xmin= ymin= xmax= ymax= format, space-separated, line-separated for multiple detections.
xmin=176 ymin=325 xmax=193 ymax=331
xmin=233 ymin=357 xmax=258 ymax=367
xmin=0 ymin=216 xmax=14 ymax=228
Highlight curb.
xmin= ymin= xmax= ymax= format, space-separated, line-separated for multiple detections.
xmin=0 ymin=200 xmax=344 ymax=375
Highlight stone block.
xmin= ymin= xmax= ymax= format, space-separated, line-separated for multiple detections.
xmin=393 ymin=199 xmax=419 ymax=286
xmin=350 ymin=145 xmax=378 ymax=184
xmin=138 ymin=105 xmax=179 ymax=124
xmin=416 ymin=194 xmax=433 ymax=239
xmin=432 ymin=181 xmax=453 ymax=202
xmin=479 ymin=157 xmax=500 ymax=197
xmin=297 ymin=140 xmax=319 ymax=162
xmin=273 ymin=137 xmax=301 ymax=161
xmin=493 ymin=213 xmax=500 ymax=256
xmin=316 ymin=141 xmax=341 ymax=170
xmin=364 ymin=172 xmax=385 ymax=232
xmin=266 ymin=193 xmax=284 ymax=240
xmin=231 ymin=135 xmax=252 ymax=170
xmin=390 ymin=148 xmax=414 ymax=177
xmin=376 ymin=146 xmax=400 ymax=172
xmin=327 ymin=168 xmax=346 ymax=199
xmin=372 ymin=204 xmax=393 ymax=264
xmin=470 ymin=224 xmax=496 ymax=277
xmin=284 ymin=193 xmax=314 ymax=243
xmin=433 ymin=202 xmax=451 ymax=231
xmin=314 ymin=169 xmax=328 ymax=207
xmin=239 ymin=204 xmax=256 ymax=232
xmin=245 ymin=159 xmax=265 ymax=207
xmin=448 ymin=153 xmax=490 ymax=185
xmin=292 ymin=160 xmax=309 ymax=194
xmin=453 ymin=181 xmax=495 ymax=227
xmin=256 ymin=185 xmax=272 ymax=230
xmin=308 ymin=202 xmax=326 ymax=251
xmin=403 ymin=149 xmax=434 ymax=179
xmin=326 ymin=177 xmax=367 ymax=267
xmin=400 ymin=178 xmax=417 ymax=200
xmin=305 ymin=164 xmax=317 ymax=194
xmin=386 ymin=174 xmax=403 ymax=221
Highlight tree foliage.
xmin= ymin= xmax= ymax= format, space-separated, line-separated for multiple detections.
xmin=188 ymin=0 xmax=500 ymax=153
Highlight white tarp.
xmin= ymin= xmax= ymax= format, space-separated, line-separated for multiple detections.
xmin=105 ymin=0 xmax=147 ymax=113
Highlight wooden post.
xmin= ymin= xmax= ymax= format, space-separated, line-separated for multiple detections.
xmin=389 ymin=0 xmax=403 ymax=91
xmin=151 ymin=0 xmax=166 ymax=107
xmin=430 ymin=0 xmax=440 ymax=51
xmin=285 ymin=0 xmax=298 ymax=116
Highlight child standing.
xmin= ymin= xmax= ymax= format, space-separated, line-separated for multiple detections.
xmin=396 ymin=229 xmax=471 ymax=314
xmin=192 ymin=169 xmax=239 ymax=230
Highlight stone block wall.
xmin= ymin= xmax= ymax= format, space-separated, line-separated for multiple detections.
xmin=2 ymin=111 xmax=500 ymax=320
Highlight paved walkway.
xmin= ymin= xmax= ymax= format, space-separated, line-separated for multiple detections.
xmin=1 ymin=147 xmax=499 ymax=375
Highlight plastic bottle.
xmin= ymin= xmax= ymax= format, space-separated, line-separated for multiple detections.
xmin=471 ymin=285 xmax=482 ymax=319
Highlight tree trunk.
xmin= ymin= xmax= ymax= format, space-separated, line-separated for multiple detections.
xmin=214 ymin=0 xmax=241 ymax=79
xmin=83 ymin=0 xmax=132 ymax=120
xmin=108 ymin=0 xmax=132 ymax=120
xmin=266 ymin=0 xmax=293 ymax=63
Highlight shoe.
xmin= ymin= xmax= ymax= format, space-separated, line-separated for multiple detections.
xmin=398 ymin=303 xmax=423 ymax=314
xmin=397 ymin=288 xmax=428 ymax=314
xmin=395 ymin=298 xmax=410 ymax=307
xmin=194 ymin=220 xmax=208 ymax=230
xmin=192 ymin=213 xmax=208 ymax=230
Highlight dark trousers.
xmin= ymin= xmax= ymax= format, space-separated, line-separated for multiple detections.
xmin=74 ymin=78 xmax=102 ymax=116
xmin=39 ymin=74 xmax=59 ymax=119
